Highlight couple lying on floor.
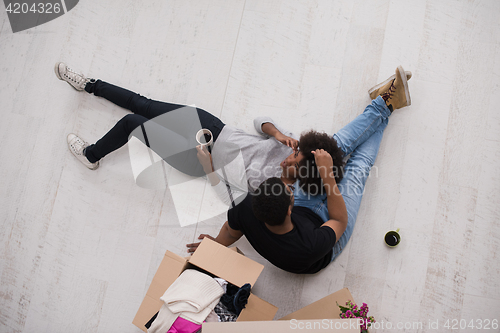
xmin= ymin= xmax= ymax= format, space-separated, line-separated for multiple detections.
xmin=56 ymin=62 xmax=412 ymax=274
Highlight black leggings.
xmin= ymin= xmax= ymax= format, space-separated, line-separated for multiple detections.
xmin=84 ymin=80 xmax=225 ymax=177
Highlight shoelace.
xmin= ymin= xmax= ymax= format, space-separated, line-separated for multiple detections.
xmin=63 ymin=67 xmax=87 ymax=85
xmin=70 ymin=138 xmax=86 ymax=155
xmin=382 ymin=80 xmax=396 ymax=101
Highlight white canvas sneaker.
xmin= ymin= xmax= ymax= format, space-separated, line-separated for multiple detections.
xmin=67 ymin=133 xmax=99 ymax=170
xmin=55 ymin=62 xmax=91 ymax=91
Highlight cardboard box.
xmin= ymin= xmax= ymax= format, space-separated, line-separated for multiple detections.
xmin=132 ymin=238 xmax=278 ymax=332
xmin=279 ymin=288 xmax=354 ymax=321
xmin=134 ymin=238 xmax=358 ymax=332
xmin=202 ymin=319 xmax=360 ymax=332
xmin=202 ymin=288 xmax=357 ymax=332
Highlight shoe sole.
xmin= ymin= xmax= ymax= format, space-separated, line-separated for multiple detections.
xmin=54 ymin=62 xmax=63 ymax=80
xmin=88 ymin=161 xmax=100 ymax=170
xmin=54 ymin=62 xmax=84 ymax=91
xmin=368 ymin=71 xmax=412 ymax=97
xmin=396 ymin=65 xmax=411 ymax=106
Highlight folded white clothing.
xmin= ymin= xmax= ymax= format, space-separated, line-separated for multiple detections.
xmin=213 ymin=277 xmax=228 ymax=293
xmin=161 ymin=269 xmax=224 ymax=314
xmin=179 ymin=297 xmax=220 ymax=325
xmin=147 ymin=303 xmax=178 ymax=333
xmin=148 ymin=297 xmax=219 ymax=332
xmin=204 ymin=309 xmax=220 ymax=323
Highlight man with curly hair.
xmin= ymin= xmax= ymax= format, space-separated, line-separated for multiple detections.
xmin=188 ymin=66 xmax=411 ymax=273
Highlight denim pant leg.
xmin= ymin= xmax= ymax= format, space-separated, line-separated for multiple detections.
xmin=334 ymin=96 xmax=391 ymax=157
xmin=293 ymin=97 xmax=391 ymax=217
xmin=292 ymin=181 xmax=329 ymax=221
xmin=330 ymin=118 xmax=388 ymax=261
xmin=292 ymin=98 xmax=390 ymax=261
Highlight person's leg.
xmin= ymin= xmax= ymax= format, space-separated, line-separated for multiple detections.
xmin=58 ymin=65 xmax=223 ymax=175
xmin=84 ymin=114 xmax=150 ymax=163
xmin=83 ymin=113 xmax=207 ymax=176
xmin=294 ymin=96 xmax=391 ymax=222
xmin=56 ymin=64 xmax=226 ymax=140
xmin=294 ymin=98 xmax=391 ymax=224
xmin=81 ymin=80 xmax=225 ymax=176
xmin=85 ymin=79 xmax=183 ymax=119
xmin=333 ymin=96 xmax=391 ymax=157
xmin=85 ymin=80 xmax=225 ymax=141
xmin=330 ymin=116 xmax=388 ymax=261
xmin=292 ymin=180 xmax=329 ymax=221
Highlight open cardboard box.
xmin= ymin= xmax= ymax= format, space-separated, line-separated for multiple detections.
xmin=133 ymin=238 xmax=278 ymax=332
xmin=203 ymin=287 xmax=358 ymax=332
xmin=134 ymin=238 xmax=357 ymax=332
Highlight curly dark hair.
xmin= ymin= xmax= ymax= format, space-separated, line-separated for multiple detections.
xmin=297 ymin=130 xmax=345 ymax=195
xmin=252 ymin=177 xmax=292 ymax=226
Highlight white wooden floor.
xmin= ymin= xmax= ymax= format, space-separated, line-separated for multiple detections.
xmin=1 ymin=1 xmax=499 ymax=332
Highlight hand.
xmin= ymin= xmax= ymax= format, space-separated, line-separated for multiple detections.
xmin=186 ymin=234 xmax=215 ymax=254
xmin=311 ymin=149 xmax=334 ymax=181
xmin=275 ymin=132 xmax=299 ymax=151
xmin=196 ymin=145 xmax=214 ymax=173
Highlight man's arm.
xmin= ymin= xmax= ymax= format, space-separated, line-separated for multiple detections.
xmin=186 ymin=221 xmax=243 ymax=254
xmin=312 ymin=149 xmax=348 ymax=240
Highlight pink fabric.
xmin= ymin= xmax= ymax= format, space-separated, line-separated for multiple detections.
xmin=166 ymin=317 xmax=201 ymax=333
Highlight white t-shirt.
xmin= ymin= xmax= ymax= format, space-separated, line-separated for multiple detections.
xmin=210 ymin=117 xmax=297 ymax=205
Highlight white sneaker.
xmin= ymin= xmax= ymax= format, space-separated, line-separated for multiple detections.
xmin=67 ymin=133 xmax=99 ymax=170
xmin=55 ymin=62 xmax=91 ymax=91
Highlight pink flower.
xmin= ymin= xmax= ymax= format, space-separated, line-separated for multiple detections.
xmin=339 ymin=300 xmax=375 ymax=329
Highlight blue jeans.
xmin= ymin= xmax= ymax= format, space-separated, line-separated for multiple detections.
xmin=293 ymin=96 xmax=391 ymax=261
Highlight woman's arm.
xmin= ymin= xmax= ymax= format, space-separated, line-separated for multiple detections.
xmin=261 ymin=122 xmax=299 ymax=151
xmin=196 ymin=145 xmax=220 ymax=185
xmin=196 ymin=145 xmax=248 ymax=206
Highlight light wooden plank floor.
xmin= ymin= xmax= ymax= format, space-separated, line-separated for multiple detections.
xmin=1 ymin=0 xmax=499 ymax=332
